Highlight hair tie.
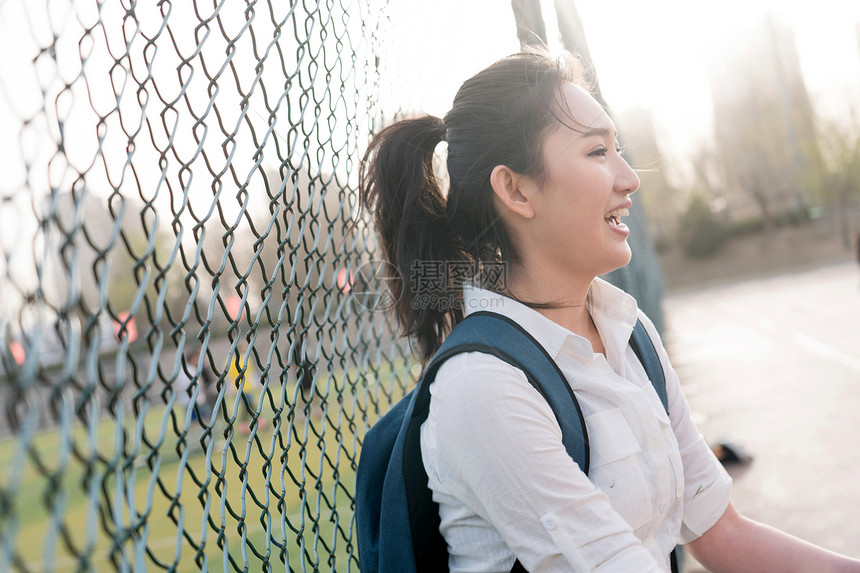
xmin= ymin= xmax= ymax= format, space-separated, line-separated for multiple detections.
xmin=438 ymin=119 xmax=448 ymax=141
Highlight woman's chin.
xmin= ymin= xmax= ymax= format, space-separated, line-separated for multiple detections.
xmin=599 ymin=248 xmax=633 ymax=276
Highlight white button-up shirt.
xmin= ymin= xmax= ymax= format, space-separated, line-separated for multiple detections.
xmin=420 ymin=278 xmax=732 ymax=572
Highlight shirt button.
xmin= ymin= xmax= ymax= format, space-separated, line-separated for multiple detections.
xmin=659 ymin=501 xmax=669 ymax=513
xmin=544 ymin=517 xmax=557 ymax=530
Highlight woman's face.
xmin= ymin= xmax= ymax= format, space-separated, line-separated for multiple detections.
xmin=528 ymin=83 xmax=640 ymax=280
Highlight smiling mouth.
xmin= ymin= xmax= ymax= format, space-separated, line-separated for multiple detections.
xmin=604 ymin=207 xmax=629 ymax=228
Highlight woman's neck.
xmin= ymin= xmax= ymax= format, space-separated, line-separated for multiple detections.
xmin=506 ymin=266 xmax=604 ymax=352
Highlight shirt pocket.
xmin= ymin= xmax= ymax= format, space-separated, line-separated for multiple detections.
xmin=585 ymin=407 xmax=652 ymax=532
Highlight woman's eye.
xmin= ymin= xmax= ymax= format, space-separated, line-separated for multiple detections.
xmin=590 ymin=147 xmax=608 ymax=157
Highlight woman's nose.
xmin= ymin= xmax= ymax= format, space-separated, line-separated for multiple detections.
xmin=616 ymin=156 xmax=640 ymax=195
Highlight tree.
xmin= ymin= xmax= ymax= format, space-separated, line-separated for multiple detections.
xmin=678 ymin=195 xmax=727 ymax=258
xmin=818 ymin=116 xmax=860 ymax=248
xmin=707 ymin=16 xmax=825 ymax=232
xmin=511 ymin=0 xmax=547 ymax=47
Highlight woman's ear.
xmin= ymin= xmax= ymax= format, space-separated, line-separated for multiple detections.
xmin=489 ymin=165 xmax=536 ymax=220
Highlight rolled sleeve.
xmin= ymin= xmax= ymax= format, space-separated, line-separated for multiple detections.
xmin=678 ymin=450 xmax=732 ymax=543
xmin=539 ymin=502 xmax=663 ymax=573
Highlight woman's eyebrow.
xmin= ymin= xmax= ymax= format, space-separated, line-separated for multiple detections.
xmin=581 ymin=126 xmax=616 ymax=138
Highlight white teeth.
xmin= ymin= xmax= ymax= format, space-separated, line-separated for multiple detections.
xmin=605 ymin=207 xmax=629 ymax=219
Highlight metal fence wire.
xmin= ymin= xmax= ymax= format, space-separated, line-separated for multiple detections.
xmin=0 ymin=1 xmax=412 ymax=571
xmin=0 ymin=1 xmax=664 ymax=571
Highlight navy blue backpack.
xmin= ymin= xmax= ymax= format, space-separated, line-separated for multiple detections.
xmin=355 ymin=310 xmax=674 ymax=572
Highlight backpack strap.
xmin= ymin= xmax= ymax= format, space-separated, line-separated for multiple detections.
xmin=629 ymin=319 xmax=669 ymax=414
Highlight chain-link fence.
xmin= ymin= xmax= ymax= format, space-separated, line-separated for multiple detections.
xmin=0 ymin=1 xmax=664 ymax=571
xmin=0 ymin=1 xmax=412 ymax=571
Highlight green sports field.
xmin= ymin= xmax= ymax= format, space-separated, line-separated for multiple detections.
xmin=0 ymin=361 xmax=414 ymax=572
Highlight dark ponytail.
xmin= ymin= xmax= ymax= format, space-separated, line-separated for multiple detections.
xmin=359 ymin=115 xmax=466 ymax=362
xmin=360 ymin=50 xmax=584 ymax=363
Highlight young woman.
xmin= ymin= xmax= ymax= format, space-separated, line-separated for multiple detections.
xmin=359 ymin=50 xmax=860 ymax=572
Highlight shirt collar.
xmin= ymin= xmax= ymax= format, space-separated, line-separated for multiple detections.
xmin=462 ymin=278 xmax=639 ymax=362
xmin=587 ymin=277 xmax=640 ymax=367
